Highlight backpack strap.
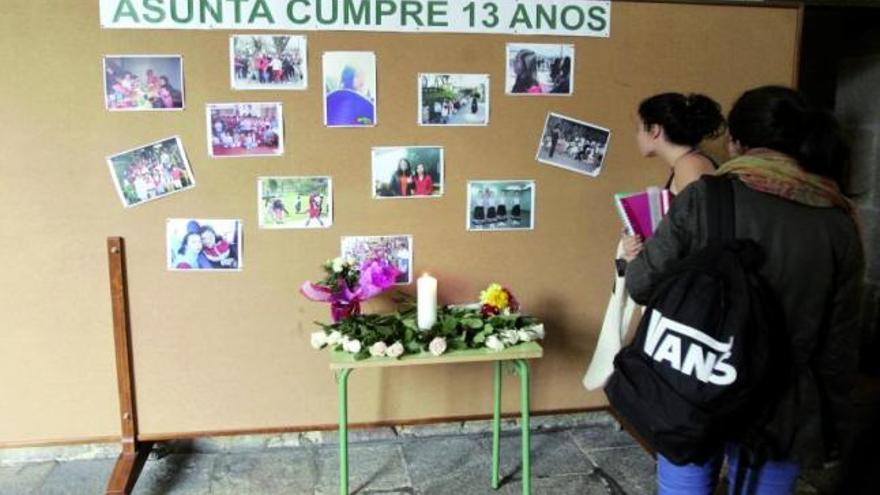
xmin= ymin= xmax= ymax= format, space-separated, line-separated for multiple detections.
xmin=704 ymin=176 xmax=736 ymax=245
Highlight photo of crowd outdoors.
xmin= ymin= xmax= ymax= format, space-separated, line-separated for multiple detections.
xmin=103 ymin=55 xmax=184 ymax=111
xmin=106 ymin=136 xmax=195 ymax=208
xmin=207 ymin=102 xmax=283 ymax=158
xmin=372 ymin=146 xmax=443 ymax=198
xmin=230 ymin=35 xmax=307 ymax=90
xmin=505 ymin=43 xmax=574 ymax=95
xmin=167 ymin=219 xmax=242 ymax=271
xmin=467 ymin=180 xmax=535 ymax=231
xmin=536 ymin=113 xmax=611 ymax=177
xmin=341 ymin=235 xmax=412 ymax=285
xmin=323 ymin=51 xmax=376 ymax=127
xmin=419 ymin=74 xmax=489 ymax=126
xmin=258 ymin=176 xmax=332 ymax=229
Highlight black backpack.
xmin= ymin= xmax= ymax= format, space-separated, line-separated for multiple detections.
xmin=605 ymin=176 xmax=790 ymax=466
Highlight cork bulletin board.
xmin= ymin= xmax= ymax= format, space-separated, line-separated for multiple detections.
xmin=0 ymin=0 xmax=800 ymax=444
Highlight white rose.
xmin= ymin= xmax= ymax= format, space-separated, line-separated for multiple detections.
xmin=517 ymin=329 xmax=535 ymax=342
xmin=385 ymin=341 xmax=405 ymax=358
xmin=331 ymin=257 xmax=345 ymax=273
xmin=500 ymin=329 xmax=519 ymax=346
xmin=369 ymin=341 xmax=388 ymax=357
xmin=310 ymin=331 xmax=327 ymax=349
xmin=530 ymin=324 xmax=545 ymax=340
xmin=428 ymin=337 xmax=447 ymax=356
xmin=326 ymin=331 xmax=343 ymax=346
xmin=342 ymin=338 xmax=362 ymax=354
xmin=485 ymin=335 xmax=505 ymax=352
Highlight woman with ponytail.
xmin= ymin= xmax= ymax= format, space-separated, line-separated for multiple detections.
xmin=624 ymin=86 xmax=864 ymax=494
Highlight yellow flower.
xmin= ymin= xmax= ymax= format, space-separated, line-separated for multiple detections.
xmin=480 ymin=283 xmax=509 ymax=310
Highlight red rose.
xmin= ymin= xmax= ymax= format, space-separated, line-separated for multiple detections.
xmin=481 ymin=303 xmax=500 ymax=317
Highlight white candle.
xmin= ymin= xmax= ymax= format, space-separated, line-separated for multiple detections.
xmin=417 ymin=273 xmax=438 ymax=330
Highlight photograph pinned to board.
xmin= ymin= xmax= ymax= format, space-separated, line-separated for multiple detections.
xmin=372 ymin=146 xmax=444 ymax=198
xmin=341 ymin=235 xmax=413 ymax=285
xmin=505 ymin=43 xmax=574 ymax=95
xmin=323 ymin=51 xmax=376 ymax=127
xmin=167 ymin=218 xmax=242 ymax=271
xmin=230 ymin=34 xmax=307 ymax=90
xmin=106 ymin=136 xmax=195 ymax=208
xmin=536 ymin=112 xmax=611 ymax=177
xmin=467 ymin=180 xmax=535 ymax=232
xmin=419 ymin=73 xmax=489 ymax=126
xmin=103 ymin=55 xmax=184 ymax=111
xmin=258 ymin=176 xmax=332 ymax=229
xmin=207 ymin=102 xmax=284 ymax=158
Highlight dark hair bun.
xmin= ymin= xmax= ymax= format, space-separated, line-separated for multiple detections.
xmin=638 ymin=92 xmax=726 ymax=147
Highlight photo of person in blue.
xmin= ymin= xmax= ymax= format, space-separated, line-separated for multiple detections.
xmin=323 ymin=52 xmax=376 ymax=127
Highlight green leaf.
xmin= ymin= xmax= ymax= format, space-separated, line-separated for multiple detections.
xmin=463 ymin=318 xmax=484 ymax=329
xmin=483 ymin=324 xmax=494 ymax=334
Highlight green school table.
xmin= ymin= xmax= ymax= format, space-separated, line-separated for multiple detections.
xmin=329 ymin=342 xmax=544 ymax=495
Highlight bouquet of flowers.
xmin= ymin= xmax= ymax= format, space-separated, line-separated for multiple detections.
xmin=309 ymin=281 xmax=544 ymax=360
xmin=300 ymin=257 xmax=399 ymax=322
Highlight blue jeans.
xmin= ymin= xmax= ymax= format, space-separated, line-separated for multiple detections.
xmin=657 ymin=445 xmax=800 ymax=495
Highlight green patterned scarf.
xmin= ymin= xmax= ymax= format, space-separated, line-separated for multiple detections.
xmin=715 ymin=150 xmax=854 ymax=217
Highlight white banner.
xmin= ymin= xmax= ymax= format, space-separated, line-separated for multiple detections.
xmin=99 ymin=0 xmax=611 ymax=37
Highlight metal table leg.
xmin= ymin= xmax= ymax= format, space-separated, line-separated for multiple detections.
xmin=514 ymin=359 xmax=531 ymax=495
xmin=491 ymin=361 xmax=502 ymax=489
xmin=337 ymin=368 xmax=352 ymax=495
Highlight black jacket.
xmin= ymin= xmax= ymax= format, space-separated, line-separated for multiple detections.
xmin=625 ymin=176 xmax=864 ymax=467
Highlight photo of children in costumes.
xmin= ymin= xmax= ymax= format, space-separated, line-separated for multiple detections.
xmin=106 ymin=136 xmax=195 ymax=208
xmin=207 ymin=102 xmax=284 ymax=158
xmin=230 ymin=35 xmax=307 ymax=90
xmin=258 ymin=177 xmax=332 ymax=229
xmin=103 ymin=55 xmax=184 ymax=111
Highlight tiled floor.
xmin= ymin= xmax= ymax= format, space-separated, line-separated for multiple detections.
xmin=0 ymin=412 xmax=831 ymax=494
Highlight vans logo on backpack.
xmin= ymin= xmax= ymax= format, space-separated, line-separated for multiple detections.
xmin=642 ymin=309 xmax=737 ymax=386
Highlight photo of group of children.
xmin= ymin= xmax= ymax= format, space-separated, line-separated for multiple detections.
xmin=372 ymin=147 xmax=443 ymax=198
xmin=536 ymin=112 xmax=611 ymax=177
xmin=107 ymin=136 xmax=195 ymax=208
xmin=341 ymin=235 xmax=413 ymax=285
xmin=466 ymin=181 xmax=536 ymax=231
xmin=207 ymin=103 xmax=284 ymax=158
xmin=419 ymin=74 xmax=490 ymax=126
xmin=166 ymin=219 xmax=242 ymax=271
xmin=230 ymin=35 xmax=307 ymax=91
xmin=104 ymin=55 xmax=185 ymax=111
xmin=257 ymin=177 xmax=332 ymax=229
xmin=506 ymin=43 xmax=574 ymax=96
xmin=102 ymin=36 xmax=608 ymax=274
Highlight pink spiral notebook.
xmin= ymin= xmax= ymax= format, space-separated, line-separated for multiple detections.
xmin=614 ymin=188 xmax=671 ymax=239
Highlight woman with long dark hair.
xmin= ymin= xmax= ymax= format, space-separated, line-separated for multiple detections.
xmin=389 ymin=158 xmax=414 ymax=197
xmin=511 ymin=49 xmax=541 ymax=94
xmin=624 ymin=86 xmax=863 ymax=494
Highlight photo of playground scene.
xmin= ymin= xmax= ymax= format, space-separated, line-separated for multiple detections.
xmin=419 ymin=74 xmax=489 ymax=126
xmin=323 ymin=51 xmax=376 ymax=127
xmin=341 ymin=235 xmax=412 ymax=285
xmin=207 ymin=102 xmax=283 ymax=158
xmin=166 ymin=219 xmax=242 ymax=271
xmin=536 ymin=113 xmax=611 ymax=177
xmin=258 ymin=176 xmax=332 ymax=229
xmin=372 ymin=146 xmax=443 ymax=198
xmin=467 ymin=180 xmax=535 ymax=232
xmin=505 ymin=43 xmax=574 ymax=95
xmin=230 ymin=34 xmax=307 ymax=90
xmin=103 ymin=55 xmax=184 ymax=111
xmin=106 ymin=136 xmax=194 ymax=208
